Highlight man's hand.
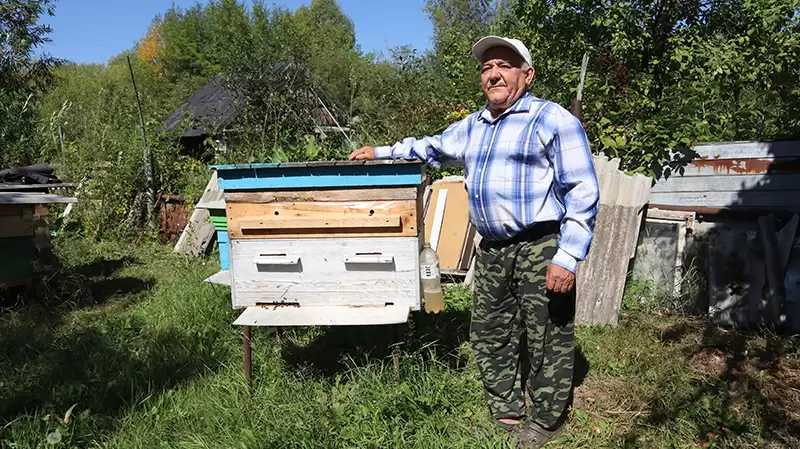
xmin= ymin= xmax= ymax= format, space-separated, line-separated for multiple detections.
xmin=348 ymin=146 xmax=375 ymax=161
xmin=546 ymin=263 xmax=575 ymax=294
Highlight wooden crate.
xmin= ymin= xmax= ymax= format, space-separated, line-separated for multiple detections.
xmin=209 ymin=160 xmax=426 ymax=327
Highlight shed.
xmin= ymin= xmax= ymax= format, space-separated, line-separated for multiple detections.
xmin=160 ymin=63 xmax=348 ymax=158
xmin=631 ymin=140 xmax=800 ymax=330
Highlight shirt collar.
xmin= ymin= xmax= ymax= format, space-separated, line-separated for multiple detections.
xmin=479 ymin=91 xmax=534 ymax=123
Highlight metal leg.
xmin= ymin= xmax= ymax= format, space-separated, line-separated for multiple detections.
xmin=243 ymin=325 xmax=252 ymax=387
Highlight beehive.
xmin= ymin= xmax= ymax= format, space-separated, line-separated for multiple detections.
xmin=210 ymin=160 xmax=426 ymax=327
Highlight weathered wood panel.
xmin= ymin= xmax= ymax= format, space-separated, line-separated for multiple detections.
xmin=650 ymin=191 xmax=800 ymax=210
xmin=651 ymin=173 xmax=800 ymax=193
xmin=228 ymin=236 xmax=420 ymax=309
xmin=0 ymin=192 xmax=76 ymax=204
xmin=664 ymin=157 xmax=800 ymax=177
xmin=174 ymin=172 xmax=220 ymax=256
xmin=653 ymin=141 xmax=800 ymax=212
xmin=226 ymin=200 xmax=418 ymax=239
xmin=690 ymin=140 xmax=800 ymax=159
xmin=233 ymin=304 xmax=411 ymax=326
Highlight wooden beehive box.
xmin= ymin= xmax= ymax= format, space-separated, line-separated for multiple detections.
xmin=211 ymin=160 xmax=426 ymax=327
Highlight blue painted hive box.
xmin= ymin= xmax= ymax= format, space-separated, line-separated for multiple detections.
xmin=209 ymin=160 xmax=427 ymax=327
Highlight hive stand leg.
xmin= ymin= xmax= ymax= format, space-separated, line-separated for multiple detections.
xmin=275 ymin=326 xmax=282 ymax=346
xmin=243 ymin=325 xmax=252 ymax=387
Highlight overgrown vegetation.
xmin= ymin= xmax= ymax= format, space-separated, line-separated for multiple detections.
xmin=1 ymin=239 xmax=798 ymax=448
xmin=3 ymin=0 xmax=799 ymax=238
xmin=2 ymin=0 xmax=800 ymax=446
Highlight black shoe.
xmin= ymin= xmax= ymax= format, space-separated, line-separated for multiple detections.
xmin=511 ymin=420 xmax=564 ymax=449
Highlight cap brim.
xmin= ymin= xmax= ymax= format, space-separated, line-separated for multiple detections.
xmin=472 ymin=36 xmax=519 ymax=63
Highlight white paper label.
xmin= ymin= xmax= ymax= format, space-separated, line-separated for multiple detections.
xmin=420 ymin=264 xmax=440 ymax=280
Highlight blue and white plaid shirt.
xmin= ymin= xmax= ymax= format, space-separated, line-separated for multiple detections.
xmin=374 ymin=92 xmax=600 ymax=273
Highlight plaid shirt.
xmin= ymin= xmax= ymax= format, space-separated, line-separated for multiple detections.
xmin=374 ymin=92 xmax=599 ymax=273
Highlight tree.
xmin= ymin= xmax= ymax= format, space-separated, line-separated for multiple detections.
xmin=0 ymin=0 xmax=62 ymax=167
xmin=504 ymin=0 xmax=800 ymax=176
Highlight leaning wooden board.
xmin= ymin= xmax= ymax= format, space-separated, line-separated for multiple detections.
xmin=423 ymin=177 xmax=473 ymax=272
xmin=209 ymin=160 xmax=427 ymax=326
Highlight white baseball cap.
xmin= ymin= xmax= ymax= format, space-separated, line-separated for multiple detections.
xmin=472 ymin=36 xmax=532 ymax=67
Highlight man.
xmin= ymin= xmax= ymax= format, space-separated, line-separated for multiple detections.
xmin=349 ymin=36 xmax=599 ymax=448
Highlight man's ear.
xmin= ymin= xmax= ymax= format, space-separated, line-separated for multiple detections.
xmin=526 ymin=66 xmax=535 ymax=85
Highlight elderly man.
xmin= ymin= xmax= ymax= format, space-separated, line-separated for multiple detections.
xmin=349 ymin=36 xmax=599 ymax=448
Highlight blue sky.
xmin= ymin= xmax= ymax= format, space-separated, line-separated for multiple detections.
xmin=39 ymin=0 xmax=434 ymax=65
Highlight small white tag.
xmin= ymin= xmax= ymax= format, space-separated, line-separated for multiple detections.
xmin=420 ymin=264 xmax=440 ymax=279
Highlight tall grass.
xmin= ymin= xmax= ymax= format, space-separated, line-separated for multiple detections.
xmin=1 ymin=238 xmax=797 ymax=448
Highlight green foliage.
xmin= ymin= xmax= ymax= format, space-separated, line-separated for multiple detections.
xmin=506 ymin=0 xmax=800 ymax=176
xmin=27 ymin=0 xmax=800 ymax=238
xmin=0 ymin=0 xmax=62 ymax=167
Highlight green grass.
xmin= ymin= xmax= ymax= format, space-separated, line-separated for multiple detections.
xmin=1 ymin=238 xmax=798 ymax=448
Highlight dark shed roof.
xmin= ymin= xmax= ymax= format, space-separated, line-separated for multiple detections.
xmin=161 ymin=75 xmax=242 ymax=138
xmin=161 ymin=62 xmax=347 ymax=139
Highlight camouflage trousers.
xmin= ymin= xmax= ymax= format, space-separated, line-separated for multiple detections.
xmin=470 ymin=222 xmax=575 ymax=429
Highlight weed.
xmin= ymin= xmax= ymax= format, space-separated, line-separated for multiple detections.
xmin=0 ymin=238 xmax=798 ymax=448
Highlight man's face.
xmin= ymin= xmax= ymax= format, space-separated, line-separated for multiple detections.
xmin=480 ymin=46 xmax=534 ymax=113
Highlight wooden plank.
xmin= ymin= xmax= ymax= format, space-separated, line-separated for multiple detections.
xmin=661 ymin=158 xmax=800 ymax=177
xmin=225 ymin=186 xmax=418 ymax=203
xmin=228 ymin=236 xmax=420 ymax=309
xmin=0 ymin=183 xmax=75 ymax=191
xmin=239 ymin=215 xmax=401 ymax=230
xmin=33 ymin=205 xmax=49 ymax=217
xmin=173 ymin=172 xmax=219 ymax=256
xmin=430 ymin=179 xmax=471 ymax=271
xmin=0 ymin=220 xmax=34 ymax=238
xmin=232 ymin=277 xmax=418 ymax=305
xmin=758 ymin=215 xmax=783 ymax=324
xmin=691 ymin=140 xmax=800 ymax=159
xmin=649 ymin=190 xmax=800 ymax=210
xmin=652 ymin=173 xmax=800 ymax=192
xmin=226 ymin=200 xmax=418 ymax=239
xmin=232 ymin=304 xmax=410 ymax=326
xmin=204 ymin=270 xmax=231 ymax=286
xmin=0 ymin=192 xmax=76 ymax=204
xmin=458 ymin=224 xmax=477 ymax=271
xmin=428 ymin=189 xmax=447 ymax=250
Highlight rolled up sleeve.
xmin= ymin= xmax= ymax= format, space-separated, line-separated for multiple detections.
xmin=547 ymin=108 xmax=600 ymax=273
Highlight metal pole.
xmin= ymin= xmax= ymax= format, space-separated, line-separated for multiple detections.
xmin=243 ymin=325 xmax=252 ymax=386
xmin=571 ymin=52 xmax=589 ymax=121
xmin=126 ymin=55 xmax=156 ymax=230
